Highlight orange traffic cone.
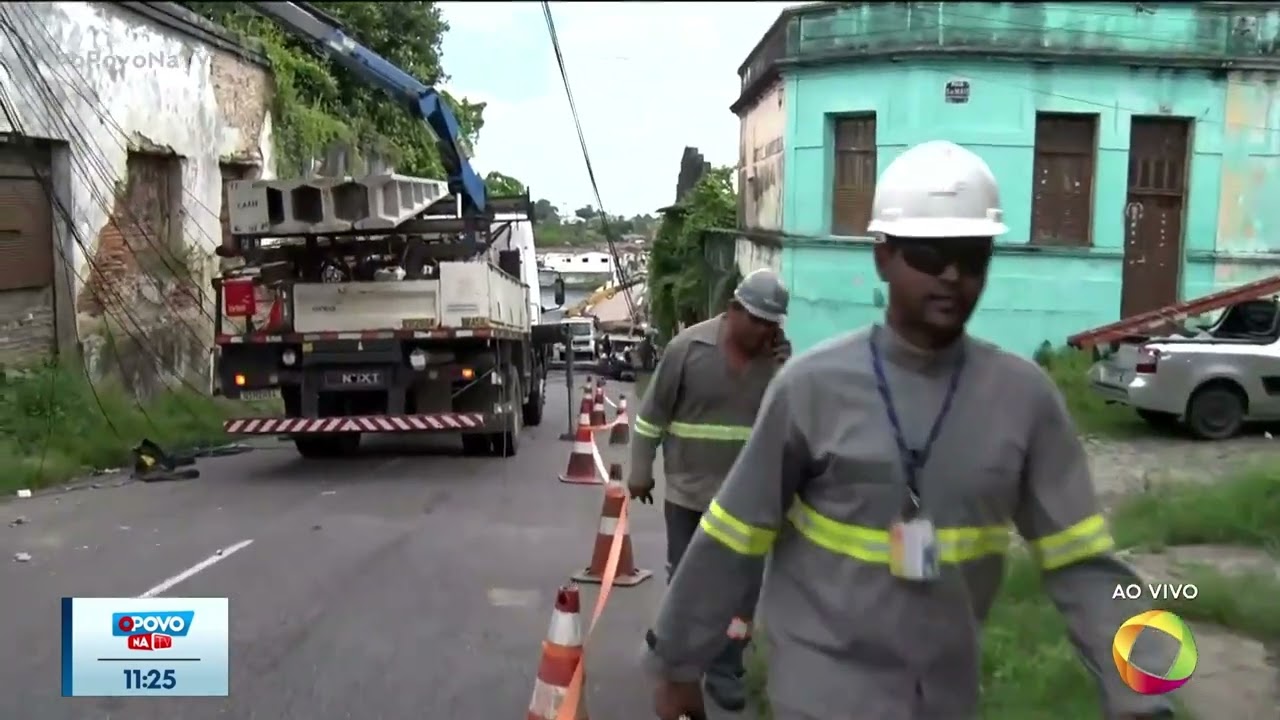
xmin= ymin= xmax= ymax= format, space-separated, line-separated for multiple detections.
xmin=608 ymin=395 xmax=629 ymax=446
xmin=526 ymin=585 xmax=588 ymax=720
xmin=559 ymin=413 xmax=603 ymax=485
xmin=589 ymin=381 xmax=607 ymax=428
xmin=572 ymin=467 xmax=653 ymax=587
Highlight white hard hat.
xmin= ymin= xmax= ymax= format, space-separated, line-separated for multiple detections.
xmin=867 ymin=140 xmax=1008 ymax=238
xmin=733 ymin=268 xmax=789 ymax=323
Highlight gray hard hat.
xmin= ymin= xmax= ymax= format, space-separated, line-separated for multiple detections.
xmin=732 ymin=268 xmax=789 ymax=324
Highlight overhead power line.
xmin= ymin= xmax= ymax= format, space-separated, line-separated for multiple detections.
xmin=540 ymin=1 xmax=637 ymax=320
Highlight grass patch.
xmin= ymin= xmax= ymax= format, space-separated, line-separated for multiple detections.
xmin=1161 ymin=564 xmax=1280 ymax=640
xmin=1110 ymin=466 xmax=1280 ymax=552
xmin=1037 ymin=346 xmax=1146 ymax=438
xmin=747 ymin=467 xmax=1280 ymax=718
xmin=0 ymin=361 xmax=258 ymax=494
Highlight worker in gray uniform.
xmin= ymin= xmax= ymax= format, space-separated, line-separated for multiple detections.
xmin=642 ymin=140 xmax=1173 ymax=720
xmin=628 ymin=268 xmax=790 ymax=712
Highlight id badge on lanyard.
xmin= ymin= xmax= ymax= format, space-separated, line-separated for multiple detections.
xmin=871 ymin=327 xmax=963 ymax=583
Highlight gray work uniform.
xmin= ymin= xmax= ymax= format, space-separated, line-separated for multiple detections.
xmin=629 ymin=314 xmax=776 ymax=512
xmin=644 ymin=324 xmax=1173 ymax=720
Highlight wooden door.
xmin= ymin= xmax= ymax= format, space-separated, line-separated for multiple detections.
xmin=1121 ymin=118 xmax=1189 ymax=318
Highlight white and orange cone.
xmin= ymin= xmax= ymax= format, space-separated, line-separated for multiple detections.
xmin=526 ymin=585 xmax=588 ymax=720
xmin=589 ymin=380 xmax=608 ymax=428
xmin=571 ymin=465 xmax=653 ymax=587
xmin=559 ymin=410 xmax=603 ymax=485
xmin=608 ymin=395 xmax=630 ymax=446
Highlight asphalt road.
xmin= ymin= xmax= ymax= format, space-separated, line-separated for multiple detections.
xmin=0 ymin=374 xmax=738 ymax=720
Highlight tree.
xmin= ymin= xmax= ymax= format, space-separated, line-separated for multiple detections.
xmin=574 ymin=205 xmax=597 ymax=221
xmin=612 ymin=215 xmax=636 ymax=235
xmin=484 ymin=171 xmax=525 ymax=196
xmin=649 ymin=167 xmax=736 ymax=340
xmin=533 ymin=199 xmax=560 ymax=223
xmin=183 ymin=1 xmax=485 ymax=178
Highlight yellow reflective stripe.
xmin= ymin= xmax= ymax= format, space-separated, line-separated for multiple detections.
xmin=786 ymin=500 xmax=1010 ymax=565
xmin=634 ymin=416 xmax=664 ymax=438
xmin=668 ymin=421 xmax=752 ymax=441
xmin=787 ymin=501 xmax=890 ymax=562
xmin=700 ymin=500 xmax=776 ymax=556
xmin=937 ymin=526 xmax=1012 ymax=562
xmin=1030 ymin=514 xmax=1115 ymax=570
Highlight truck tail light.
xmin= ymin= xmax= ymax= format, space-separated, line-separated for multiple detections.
xmin=1135 ymin=346 xmax=1160 ymax=374
xmin=223 ymin=279 xmax=256 ymax=318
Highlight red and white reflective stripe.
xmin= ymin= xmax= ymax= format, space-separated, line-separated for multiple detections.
xmin=527 ymin=677 xmax=569 ymax=718
xmin=213 ymin=327 xmax=524 ymax=345
xmin=727 ymin=617 xmax=752 ymax=639
xmin=546 ymin=609 xmax=583 ymax=647
xmin=223 ymin=413 xmax=486 ymax=434
xmin=598 ymin=516 xmax=618 ymax=536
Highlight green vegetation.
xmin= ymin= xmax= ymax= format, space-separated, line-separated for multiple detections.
xmin=0 ymin=363 xmax=260 ymax=494
xmin=648 ymin=167 xmax=736 ymax=341
xmin=532 ymin=202 xmax=659 ymax=249
xmin=183 ymin=2 xmax=519 ymax=183
xmin=1037 ymin=346 xmax=1147 ymax=438
xmin=748 ymin=467 xmax=1280 ymax=720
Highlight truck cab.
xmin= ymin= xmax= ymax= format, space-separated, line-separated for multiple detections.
xmin=557 ymin=317 xmax=598 ymax=363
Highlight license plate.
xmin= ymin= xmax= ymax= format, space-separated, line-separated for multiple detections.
xmin=239 ymin=388 xmax=280 ymax=401
xmin=326 ymin=371 xmax=383 ymax=387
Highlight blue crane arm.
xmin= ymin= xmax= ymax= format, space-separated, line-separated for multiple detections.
xmin=245 ymin=1 xmax=487 ymax=214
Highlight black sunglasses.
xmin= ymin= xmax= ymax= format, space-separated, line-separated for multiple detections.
xmin=887 ymin=237 xmax=993 ymax=277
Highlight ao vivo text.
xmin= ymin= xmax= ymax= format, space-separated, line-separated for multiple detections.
xmin=111 ymin=611 xmax=194 ymax=650
xmin=1111 ymin=583 xmax=1199 ymax=601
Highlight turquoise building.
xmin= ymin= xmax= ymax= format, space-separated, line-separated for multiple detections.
xmin=732 ymin=2 xmax=1280 ymax=356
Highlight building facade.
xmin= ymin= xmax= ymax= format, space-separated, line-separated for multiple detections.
xmin=0 ymin=1 xmax=272 ymax=391
xmin=733 ymin=2 xmax=1280 ymax=356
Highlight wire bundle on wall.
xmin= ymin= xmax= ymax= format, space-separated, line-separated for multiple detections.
xmin=0 ymin=4 xmax=257 ymax=480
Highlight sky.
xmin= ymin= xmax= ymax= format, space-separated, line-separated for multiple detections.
xmin=438 ymin=1 xmax=800 ymax=218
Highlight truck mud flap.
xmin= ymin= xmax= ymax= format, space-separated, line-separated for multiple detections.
xmin=224 ymin=413 xmax=487 ymax=435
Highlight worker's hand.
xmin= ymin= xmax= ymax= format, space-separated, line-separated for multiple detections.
xmin=772 ymin=330 xmax=792 ymax=366
xmin=653 ymin=678 xmax=706 ymax=720
xmin=628 ymin=475 xmax=655 ymax=505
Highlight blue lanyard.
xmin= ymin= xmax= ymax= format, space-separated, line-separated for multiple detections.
xmin=869 ymin=326 xmax=965 ymax=509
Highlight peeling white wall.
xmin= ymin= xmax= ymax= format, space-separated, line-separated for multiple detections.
xmin=737 ymin=81 xmax=785 ymax=232
xmin=735 ymin=237 xmax=781 ymax=277
xmin=0 ymin=1 xmax=272 ymax=310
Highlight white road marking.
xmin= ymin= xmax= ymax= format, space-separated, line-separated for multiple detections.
xmin=137 ymin=539 xmax=254 ymax=598
xmin=487 ymin=588 xmax=540 ymax=608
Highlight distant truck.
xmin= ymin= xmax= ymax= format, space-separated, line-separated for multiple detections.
xmin=212 ymin=175 xmax=563 ymax=458
xmin=553 ymin=316 xmax=599 ymax=364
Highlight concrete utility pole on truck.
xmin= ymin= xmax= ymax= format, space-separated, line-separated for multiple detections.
xmin=210 ymin=1 xmax=566 ymax=459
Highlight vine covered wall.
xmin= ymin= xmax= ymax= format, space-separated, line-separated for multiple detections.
xmin=649 ymin=166 xmax=736 ymax=343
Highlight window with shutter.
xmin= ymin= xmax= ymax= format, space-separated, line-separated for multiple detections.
xmin=0 ymin=178 xmax=54 ymax=291
xmin=1030 ymin=113 xmax=1098 ymax=247
xmin=831 ymin=115 xmax=877 ymax=236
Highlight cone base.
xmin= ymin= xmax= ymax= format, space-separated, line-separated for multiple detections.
xmin=559 ymin=473 xmax=604 ymax=486
xmin=571 ymin=567 xmax=653 ymax=586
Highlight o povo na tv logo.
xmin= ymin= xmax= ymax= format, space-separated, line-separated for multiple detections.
xmin=1112 ymin=610 xmax=1198 ymax=695
xmin=111 ymin=611 xmax=195 ymax=651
